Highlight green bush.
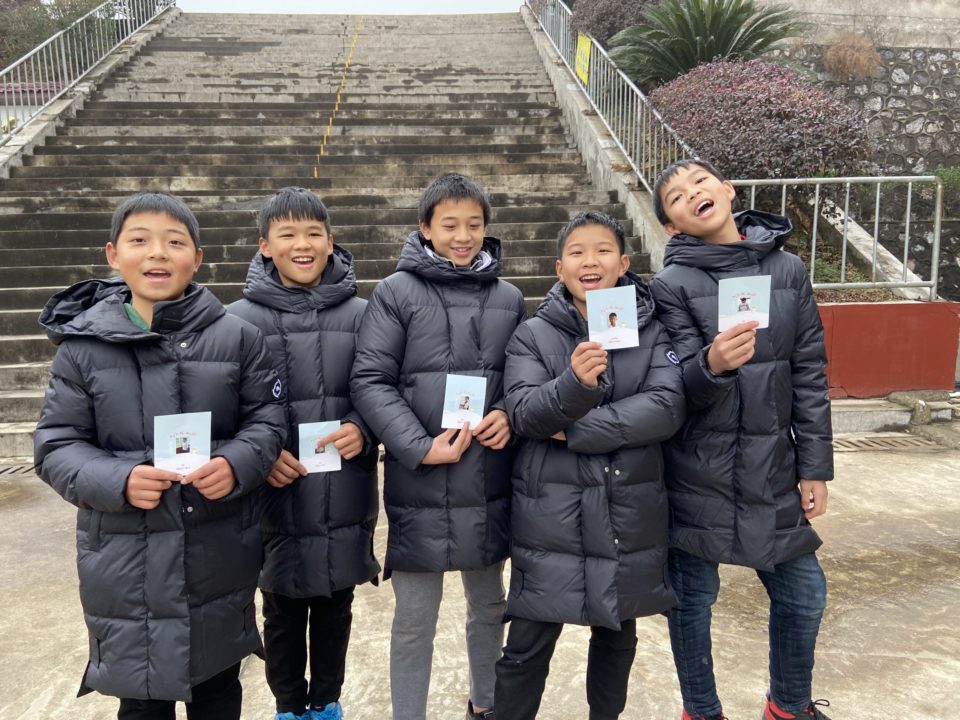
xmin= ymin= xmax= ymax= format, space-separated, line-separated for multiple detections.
xmin=650 ymin=58 xmax=872 ymax=179
xmin=608 ymin=0 xmax=805 ymax=87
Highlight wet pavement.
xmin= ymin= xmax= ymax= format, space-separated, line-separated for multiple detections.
xmin=2 ymin=439 xmax=958 ymax=719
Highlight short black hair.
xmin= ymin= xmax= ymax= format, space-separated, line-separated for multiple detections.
xmin=258 ymin=187 xmax=331 ymax=238
xmin=652 ymin=158 xmax=726 ymax=225
xmin=111 ymin=192 xmax=200 ymax=248
xmin=556 ymin=210 xmax=626 ymax=258
xmin=418 ymin=173 xmax=492 ymax=227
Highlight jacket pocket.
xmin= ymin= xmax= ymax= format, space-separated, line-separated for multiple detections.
xmin=87 ymin=511 xmax=103 ymax=552
xmin=88 ymin=633 xmax=101 ymax=667
xmin=509 ymin=568 xmax=525 ymax=598
xmin=523 ymin=442 xmax=549 ymax=498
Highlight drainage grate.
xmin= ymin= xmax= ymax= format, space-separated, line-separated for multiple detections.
xmin=834 ymin=435 xmax=939 ymax=452
xmin=0 ymin=464 xmax=37 ymax=477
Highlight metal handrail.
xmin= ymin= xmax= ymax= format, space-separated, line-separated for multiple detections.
xmin=0 ymin=0 xmax=175 ymax=146
xmin=525 ymin=0 xmax=695 ymax=193
xmin=733 ymin=176 xmax=943 ymax=298
xmin=526 ymin=0 xmax=943 ymax=299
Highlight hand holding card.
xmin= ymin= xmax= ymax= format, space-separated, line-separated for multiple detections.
xmin=718 ymin=275 xmax=771 ymax=333
xmin=299 ymin=421 xmax=341 ymax=473
xmin=441 ymin=374 xmax=487 ymax=430
xmin=586 ymin=286 xmax=639 ymax=350
xmin=154 ymin=411 xmax=211 ymax=475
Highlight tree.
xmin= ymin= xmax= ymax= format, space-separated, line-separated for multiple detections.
xmin=608 ymin=0 xmax=806 ymax=87
xmin=0 ymin=0 xmax=103 ymax=69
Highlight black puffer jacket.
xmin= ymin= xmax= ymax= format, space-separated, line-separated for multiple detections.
xmin=350 ymin=231 xmax=526 ymax=574
xmin=227 ymin=246 xmax=380 ymax=598
xmin=503 ymin=275 xmax=685 ymax=629
xmin=648 ymin=211 xmax=833 ymax=571
xmin=34 ymin=279 xmax=286 ymax=701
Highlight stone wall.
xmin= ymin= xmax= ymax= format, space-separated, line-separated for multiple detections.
xmin=755 ymin=0 xmax=960 ymax=48
xmin=776 ymin=44 xmax=960 ymax=176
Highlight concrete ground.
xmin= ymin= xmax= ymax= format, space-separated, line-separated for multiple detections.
xmin=2 ymin=435 xmax=959 ymax=719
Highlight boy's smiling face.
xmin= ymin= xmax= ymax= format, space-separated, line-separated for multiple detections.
xmin=659 ymin=163 xmax=739 ymax=243
xmin=419 ymin=198 xmax=486 ymax=267
xmin=259 ymin=216 xmax=333 ymax=288
xmin=556 ymin=224 xmax=629 ymax=317
xmin=105 ymin=211 xmax=202 ymax=320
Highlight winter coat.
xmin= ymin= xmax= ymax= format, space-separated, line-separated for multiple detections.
xmin=503 ymin=275 xmax=685 ymax=629
xmin=648 ymin=210 xmax=833 ymax=571
xmin=33 ymin=279 xmax=286 ymax=701
xmin=227 ymin=246 xmax=380 ymax=598
xmin=350 ymin=230 xmax=526 ymax=574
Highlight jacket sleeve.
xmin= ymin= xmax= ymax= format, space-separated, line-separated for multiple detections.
xmin=789 ymin=268 xmax=834 ymax=480
xmin=350 ymin=281 xmax=433 ymax=471
xmin=504 ymin=322 xmax=605 ymax=440
xmin=491 ymin=288 xmax=529 ymax=414
xmin=565 ymin=324 xmax=687 ymax=454
xmin=339 ymin=302 xmax=380 ymax=458
xmin=214 ymin=323 xmax=287 ymax=497
xmin=649 ymin=274 xmax=736 ymax=411
xmin=34 ymin=343 xmax=140 ymax=512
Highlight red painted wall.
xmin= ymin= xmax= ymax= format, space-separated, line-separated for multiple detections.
xmin=819 ymin=302 xmax=960 ymax=398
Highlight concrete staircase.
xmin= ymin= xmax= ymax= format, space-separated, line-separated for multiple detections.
xmin=0 ymin=11 xmax=647 ymax=458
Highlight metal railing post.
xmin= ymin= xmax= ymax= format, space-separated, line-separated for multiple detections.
xmin=1 ymin=0 xmax=173 ymax=145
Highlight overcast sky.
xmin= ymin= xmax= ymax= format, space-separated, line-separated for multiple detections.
xmin=177 ymin=0 xmax=523 ymax=13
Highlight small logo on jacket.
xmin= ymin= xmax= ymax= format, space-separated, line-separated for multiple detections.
xmin=666 ymin=350 xmax=680 ymax=366
xmin=272 ymin=379 xmax=282 ymax=399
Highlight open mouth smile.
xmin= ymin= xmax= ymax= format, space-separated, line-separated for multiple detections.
xmin=579 ymin=273 xmax=602 ymax=290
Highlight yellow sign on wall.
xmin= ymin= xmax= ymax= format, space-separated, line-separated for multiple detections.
xmin=575 ymin=33 xmax=592 ymax=84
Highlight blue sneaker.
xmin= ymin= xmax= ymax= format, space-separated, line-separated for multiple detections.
xmin=309 ymin=702 xmax=343 ymax=720
xmin=275 ymin=713 xmax=306 ymax=720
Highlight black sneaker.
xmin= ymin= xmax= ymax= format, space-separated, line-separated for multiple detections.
xmin=682 ymin=710 xmax=729 ymax=720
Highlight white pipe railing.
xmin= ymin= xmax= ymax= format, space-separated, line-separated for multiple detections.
xmin=733 ymin=176 xmax=943 ymax=299
xmin=527 ymin=0 xmax=944 ymax=299
xmin=1 ymin=0 xmax=175 ymax=146
xmin=526 ymin=0 xmax=695 ymax=194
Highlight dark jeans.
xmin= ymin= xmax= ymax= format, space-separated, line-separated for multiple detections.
xmin=262 ymin=586 xmax=355 ymax=714
xmin=117 ymin=662 xmax=241 ymax=720
xmin=668 ymin=549 xmax=827 ymax=717
xmin=495 ymin=616 xmax=638 ymax=720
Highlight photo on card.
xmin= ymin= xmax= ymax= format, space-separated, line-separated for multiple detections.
xmin=299 ymin=420 xmax=341 ymax=473
xmin=154 ymin=411 xmax=211 ymax=474
xmin=586 ymin=285 xmax=639 ymax=350
xmin=717 ymin=275 xmax=772 ymax=332
xmin=441 ymin=374 xmax=487 ymax=430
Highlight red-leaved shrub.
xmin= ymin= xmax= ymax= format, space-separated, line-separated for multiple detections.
xmin=571 ymin=0 xmax=656 ymax=46
xmin=650 ymin=58 xmax=872 ymax=179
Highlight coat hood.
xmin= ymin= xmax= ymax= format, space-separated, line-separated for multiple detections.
xmin=662 ymin=210 xmax=792 ymax=273
xmin=395 ymin=230 xmax=503 ymax=284
xmin=241 ymin=244 xmax=358 ymax=313
xmin=38 ymin=277 xmax=225 ymax=345
xmin=535 ymin=271 xmax=657 ymax=337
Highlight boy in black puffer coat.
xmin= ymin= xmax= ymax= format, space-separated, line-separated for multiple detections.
xmin=648 ymin=160 xmax=833 ymax=720
xmin=227 ymin=188 xmax=380 ymax=720
xmin=351 ymin=173 xmax=526 ymax=720
xmin=493 ymin=211 xmax=686 ymax=720
xmin=34 ymin=192 xmax=286 ymax=720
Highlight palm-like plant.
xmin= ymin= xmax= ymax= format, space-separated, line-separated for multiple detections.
xmin=608 ymin=0 xmax=806 ymax=87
